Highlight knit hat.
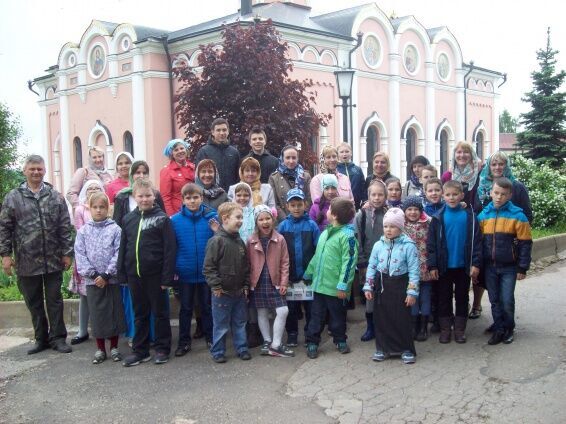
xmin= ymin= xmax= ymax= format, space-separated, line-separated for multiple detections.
xmin=286 ymin=188 xmax=305 ymax=202
xmin=383 ymin=207 xmax=405 ymax=230
xmin=401 ymin=195 xmax=424 ymax=212
xmin=321 ymin=174 xmax=338 ymax=191
xmin=253 ymin=204 xmax=277 ymax=221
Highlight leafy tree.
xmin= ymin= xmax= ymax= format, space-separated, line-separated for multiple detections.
xmin=517 ymin=28 xmax=566 ymax=168
xmin=174 ymin=19 xmax=330 ymax=168
xmin=0 ymin=103 xmax=22 ymax=204
xmin=499 ymin=109 xmax=518 ymax=133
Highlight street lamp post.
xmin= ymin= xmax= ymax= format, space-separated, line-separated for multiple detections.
xmin=334 ymin=69 xmax=355 ymax=145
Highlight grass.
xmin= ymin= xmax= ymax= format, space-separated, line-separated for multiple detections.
xmin=532 ymin=222 xmax=566 ymax=239
xmin=0 ymin=268 xmax=76 ymax=301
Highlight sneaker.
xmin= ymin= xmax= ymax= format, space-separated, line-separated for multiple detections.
xmin=401 ymin=351 xmax=416 ymax=364
xmin=53 ymin=340 xmax=72 ymax=354
xmin=306 ymin=343 xmax=318 ymax=359
xmin=269 ymin=344 xmax=295 ymax=357
xmin=286 ymin=333 xmax=298 ymax=347
xmin=92 ymin=350 xmax=107 ymax=364
xmin=175 ymin=344 xmax=191 ymax=357
xmin=239 ymin=351 xmax=252 ymax=361
xmin=336 ymin=342 xmax=351 ymax=354
xmin=502 ymin=329 xmax=514 ymax=344
xmin=154 ymin=352 xmax=169 ymax=364
xmin=372 ymin=351 xmax=388 ymax=362
xmin=488 ymin=331 xmax=505 ymax=345
xmin=260 ymin=341 xmax=271 ymax=356
xmin=110 ymin=348 xmax=122 ymax=362
xmin=122 ymin=352 xmax=152 ymax=367
xmin=212 ymin=355 xmax=227 ymax=363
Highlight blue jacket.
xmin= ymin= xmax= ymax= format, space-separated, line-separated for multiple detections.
xmin=363 ymin=234 xmax=420 ymax=297
xmin=337 ymin=162 xmax=365 ymax=208
xmin=426 ymin=205 xmax=482 ymax=276
xmin=277 ymin=212 xmax=320 ymax=282
xmin=424 ymin=200 xmax=443 ymax=217
xmin=171 ymin=204 xmax=217 ymax=283
xmin=478 ymin=200 xmax=532 ymax=273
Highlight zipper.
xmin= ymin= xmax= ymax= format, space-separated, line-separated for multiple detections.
xmin=386 ymin=239 xmax=394 ymax=274
xmin=135 ymin=210 xmax=144 ymax=277
xmin=491 ymin=209 xmax=498 ymax=264
xmin=35 ymin=196 xmax=48 ymax=274
xmin=193 ymin=221 xmax=198 ymax=281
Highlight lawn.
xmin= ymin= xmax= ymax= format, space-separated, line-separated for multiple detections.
xmin=531 ymin=222 xmax=566 ymax=240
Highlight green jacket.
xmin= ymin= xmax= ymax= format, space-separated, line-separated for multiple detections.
xmin=304 ymin=223 xmax=358 ymax=298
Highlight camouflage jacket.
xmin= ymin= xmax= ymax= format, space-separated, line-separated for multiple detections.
xmin=0 ymin=182 xmax=74 ymax=277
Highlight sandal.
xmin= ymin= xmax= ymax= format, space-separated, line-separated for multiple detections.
xmin=92 ymin=350 xmax=107 ymax=364
xmin=468 ymin=307 xmax=482 ymax=319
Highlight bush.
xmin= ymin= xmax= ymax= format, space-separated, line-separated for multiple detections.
xmin=0 ymin=269 xmax=77 ymax=301
xmin=511 ymin=155 xmax=566 ymax=228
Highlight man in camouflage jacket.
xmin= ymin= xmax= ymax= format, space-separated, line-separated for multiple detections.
xmin=0 ymin=155 xmax=74 ymax=354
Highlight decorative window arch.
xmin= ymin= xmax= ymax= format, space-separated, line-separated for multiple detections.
xmin=435 ymin=119 xmax=455 ymax=174
xmin=473 ymin=120 xmax=488 ymax=161
xmin=400 ymin=116 xmax=425 ymax=179
xmin=88 ymin=120 xmax=114 ymax=170
xmin=123 ymin=131 xmax=134 ymax=156
xmin=73 ymin=137 xmax=83 ymax=170
xmin=360 ymin=112 xmax=388 ymax=169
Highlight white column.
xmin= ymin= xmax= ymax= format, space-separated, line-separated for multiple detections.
xmin=360 ymin=135 xmax=368 ymax=176
xmin=456 ymin=68 xmax=466 ymax=141
xmin=491 ymin=90 xmax=499 ymax=155
xmin=388 ymin=52 xmax=401 ymax=177
xmin=425 ymin=62 xmax=436 ymax=163
xmin=58 ymin=74 xmax=71 ymax=192
xmin=132 ymin=48 xmax=147 ymax=159
xmin=351 ymin=72 xmax=359 ymax=164
xmin=39 ymin=104 xmax=49 ymax=175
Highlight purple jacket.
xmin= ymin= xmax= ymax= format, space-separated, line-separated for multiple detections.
xmin=309 ymin=197 xmax=332 ymax=233
xmin=74 ymin=219 xmax=122 ymax=285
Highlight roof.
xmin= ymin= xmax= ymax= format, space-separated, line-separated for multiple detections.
xmin=96 ymin=20 xmax=168 ymax=41
xmin=310 ymin=3 xmax=371 ymax=37
xmin=499 ymin=133 xmax=518 ymax=150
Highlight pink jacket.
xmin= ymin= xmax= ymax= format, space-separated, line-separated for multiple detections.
xmin=310 ymin=172 xmax=354 ymax=203
xmin=66 ymin=167 xmax=112 ymax=208
xmin=247 ymin=231 xmax=290 ymax=289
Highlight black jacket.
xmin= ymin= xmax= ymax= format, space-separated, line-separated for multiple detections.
xmin=117 ymin=205 xmax=177 ymax=285
xmin=195 ymin=139 xmax=240 ymax=191
xmin=242 ymin=150 xmax=279 ymax=184
xmin=113 ymin=189 xmax=165 ymax=228
xmin=426 ymin=205 xmax=482 ymax=276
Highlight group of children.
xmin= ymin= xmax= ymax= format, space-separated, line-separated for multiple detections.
xmin=73 ymin=156 xmax=532 ymax=367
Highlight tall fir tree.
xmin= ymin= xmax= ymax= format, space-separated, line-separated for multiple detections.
xmin=517 ymin=28 xmax=566 ymax=168
xmin=499 ymin=109 xmax=518 ymax=133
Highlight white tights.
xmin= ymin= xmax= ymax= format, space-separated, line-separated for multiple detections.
xmin=257 ymin=306 xmax=289 ymax=348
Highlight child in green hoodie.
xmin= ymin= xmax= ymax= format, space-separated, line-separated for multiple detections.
xmin=303 ymin=197 xmax=358 ymax=359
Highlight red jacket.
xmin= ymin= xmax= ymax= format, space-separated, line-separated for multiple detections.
xmin=247 ymin=231 xmax=289 ymax=289
xmin=159 ymin=160 xmax=195 ymax=216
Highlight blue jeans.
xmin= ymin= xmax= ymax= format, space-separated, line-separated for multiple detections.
xmin=485 ymin=264 xmax=517 ymax=332
xmin=178 ymin=282 xmax=212 ymax=345
xmin=210 ymin=294 xmax=248 ymax=358
xmin=411 ymin=282 xmax=432 ymax=316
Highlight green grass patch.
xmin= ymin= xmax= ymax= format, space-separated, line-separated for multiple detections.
xmin=532 ymin=222 xmax=566 ymax=239
xmin=0 ymin=269 xmax=77 ymax=301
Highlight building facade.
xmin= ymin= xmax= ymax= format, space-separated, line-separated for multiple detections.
xmin=33 ymin=0 xmax=503 ymax=192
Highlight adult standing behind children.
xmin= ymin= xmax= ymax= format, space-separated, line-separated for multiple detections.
xmin=105 ymin=152 xmax=134 ymax=203
xmin=195 ymin=159 xmax=228 ymax=210
xmin=441 ymin=141 xmax=481 ymax=211
xmin=160 ymin=139 xmax=195 ymax=216
xmin=337 ymin=143 xmax=365 ymax=209
xmin=363 ymin=152 xmax=397 ymax=204
xmin=470 ymin=151 xmax=533 ymax=321
xmin=478 ymin=177 xmax=532 ymax=345
xmin=195 ymin=118 xmax=240 ymax=191
xmin=241 ymin=127 xmax=279 ymax=184
xmin=227 ymin=157 xmax=276 ymax=208
xmin=310 ymin=145 xmax=354 ymax=203
xmin=269 ymin=145 xmax=312 ymax=220
xmin=66 ymin=146 xmax=113 ymax=209
xmin=403 ymin=156 xmax=430 ymax=198
xmin=0 ymin=155 xmax=73 ymax=354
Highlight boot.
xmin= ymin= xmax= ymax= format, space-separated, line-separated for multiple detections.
xmin=439 ymin=317 xmax=452 ymax=343
xmin=454 ymin=316 xmax=467 ymax=343
xmin=246 ymin=322 xmax=263 ymax=348
xmin=415 ymin=315 xmax=429 ymax=342
xmin=411 ymin=315 xmax=419 ymax=340
xmin=360 ymin=313 xmax=375 ymax=342
xmin=430 ymin=314 xmax=440 ymax=333
xmin=193 ymin=317 xmax=204 ymax=339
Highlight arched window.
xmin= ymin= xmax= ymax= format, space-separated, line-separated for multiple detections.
xmin=475 ymin=131 xmax=484 ymax=161
xmin=123 ymin=131 xmax=134 ymax=156
xmin=73 ymin=137 xmax=83 ymax=170
xmin=406 ymin=128 xmax=417 ymax=178
xmin=440 ymin=129 xmax=449 ymax=174
xmin=366 ymin=125 xmax=380 ymax=166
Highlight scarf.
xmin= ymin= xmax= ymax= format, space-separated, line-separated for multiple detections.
xmin=410 ymin=174 xmax=422 ymax=188
xmin=195 ymin=161 xmax=225 ymax=200
xmin=78 ymin=179 xmax=105 ymax=205
xmin=477 ymin=153 xmax=516 ymax=204
xmin=450 ymin=147 xmax=479 ymax=190
xmin=387 ymin=199 xmax=402 ymax=208
xmin=240 ymin=157 xmax=263 ymax=206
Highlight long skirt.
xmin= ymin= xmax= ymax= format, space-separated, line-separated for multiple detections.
xmin=373 ymin=273 xmax=416 ymax=356
xmin=86 ymin=284 xmax=127 ymax=339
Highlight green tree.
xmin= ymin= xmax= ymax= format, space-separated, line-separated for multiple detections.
xmin=517 ymin=28 xmax=566 ymax=168
xmin=0 ymin=103 xmax=22 ymax=204
xmin=499 ymin=109 xmax=518 ymax=133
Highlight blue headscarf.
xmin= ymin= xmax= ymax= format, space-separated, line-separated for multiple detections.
xmin=277 ymin=145 xmax=305 ymax=191
xmin=163 ymin=139 xmax=190 ymax=158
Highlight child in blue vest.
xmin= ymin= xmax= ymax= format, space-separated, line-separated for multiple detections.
xmin=277 ymin=188 xmax=320 ymax=347
xmin=171 ymin=183 xmax=218 ymax=357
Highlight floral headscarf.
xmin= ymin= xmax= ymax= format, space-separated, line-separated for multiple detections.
xmin=477 ymin=151 xmax=516 ymax=204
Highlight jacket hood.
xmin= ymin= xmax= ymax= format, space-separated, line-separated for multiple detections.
xmin=133 ymin=205 xmax=162 ymax=217
xmin=218 ymin=226 xmax=241 ymax=239
xmin=86 ymin=218 xmax=116 ymax=228
xmin=207 ymin=136 xmax=231 ymax=148
xmin=18 ymin=181 xmax=54 ymax=196
xmin=379 ymin=233 xmax=415 ymax=246
xmin=483 ymin=200 xmax=522 ymax=215
xmin=287 ymin=211 xmax=311 ymax=223
xmin=181 ymin=204 xmax=216 ymax=219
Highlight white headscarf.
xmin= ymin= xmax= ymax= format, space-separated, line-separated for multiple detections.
xmin=78 ymin=179 xmax=105 ymax=205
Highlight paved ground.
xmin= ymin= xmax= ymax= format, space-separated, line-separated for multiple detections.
xmin=1 ymin=261 xmax=565 ymax=424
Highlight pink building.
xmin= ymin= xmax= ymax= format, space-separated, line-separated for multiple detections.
xmin=33 ymin=0 xmax=504 ymax=192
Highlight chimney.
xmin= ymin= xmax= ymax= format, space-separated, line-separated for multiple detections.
xmin=241 ymin=0 xmax=252 ymax=16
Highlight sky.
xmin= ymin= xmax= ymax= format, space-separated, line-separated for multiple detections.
xmin=0 ymin=0 xmax=564 ymax=156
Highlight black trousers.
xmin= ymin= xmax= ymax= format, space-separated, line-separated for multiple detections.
xmin=285 ymin=300 xmax=312 ymax=335
xmin=438 ymin=268 xmax=470 ymax=318
xmin=17 ymin=271 xmax=67 ymax=344
xmin=305 ymin=292 xmax=347 ymax=345
xmin=128 ymin=274 xmax=171 ymax=356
